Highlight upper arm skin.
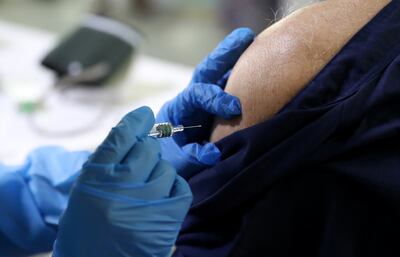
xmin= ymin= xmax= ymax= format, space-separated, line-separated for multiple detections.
xmin=210 ymin=0 xmax=390 ymax=142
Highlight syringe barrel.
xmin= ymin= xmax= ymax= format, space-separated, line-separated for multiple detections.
xmin=149 ymin=123 xmax=174 ymax=138
xmin=148 ymin=123 xmax=199 ymax=138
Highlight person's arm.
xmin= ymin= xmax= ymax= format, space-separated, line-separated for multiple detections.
xmin=210 ymin=0 xmax=390 ymax=142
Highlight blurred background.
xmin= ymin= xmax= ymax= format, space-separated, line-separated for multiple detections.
xmin=0 ymin=0 xmax=315 ymax=65
xmin=0 ymin=0 xmax=317 ymax=163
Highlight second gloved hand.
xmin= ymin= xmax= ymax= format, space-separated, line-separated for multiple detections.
xmin=53 ymin=107 xmax=193 ymax=257
xmin=0 ymin=147 xmax=89 ymax=257
xmin=156 ymin=28 xmax=255 ymax=178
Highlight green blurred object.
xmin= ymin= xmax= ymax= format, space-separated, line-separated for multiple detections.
xmin=41 ymin=15 xmax=142 ymax=86
xmin=19 ymin=101 xmax=41 ymax=114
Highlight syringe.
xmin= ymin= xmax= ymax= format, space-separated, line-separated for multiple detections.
xmin=149 ymin=123 xmax=202 ymax=138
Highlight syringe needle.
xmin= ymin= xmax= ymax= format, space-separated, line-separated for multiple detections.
xmin=182 ymin=125 xmax=202 ymax=130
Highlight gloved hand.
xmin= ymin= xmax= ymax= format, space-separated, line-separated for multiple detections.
xmin=0 ymin=147 xmax=89 ymax=257
xmin=156 ymin=28 xmax=255 ymax=178
xmin=53 ymin=107 xmax=193 ymax=257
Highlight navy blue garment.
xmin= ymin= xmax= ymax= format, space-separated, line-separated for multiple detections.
xmin=173 ymin=1 xmax=400 ymax=257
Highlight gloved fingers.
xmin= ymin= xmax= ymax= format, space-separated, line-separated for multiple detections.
xmin=216 ymin=69 xmax=233 ymax=88
xmin=102 ymin=161 xmax=177 ymax=201
xmin=192 ymin=28 xmax=255 ymax=85
xmin=120 ymin=136 xmax=161 ymax=182
xmin=185 ymin=83 xmax=242 ymax=119
xmin=79 ymin=163 xmax=123 ymax=185
xmin=170 ymin=175 xmax=192 ymax=200
xmin=182 ymin=142 xmax=221 ymax=167
xmin=89 ymin=106 xmax=155 ymax=165
xmin=79 ymin=161 xmax=177 ymax=201
xmin=158 ymin=137 xmax=204 ymax=175
xmin=80 ymin=137 xmax=160 ymax=185
xmin=147 ymin=160 xmax=177 ymax=198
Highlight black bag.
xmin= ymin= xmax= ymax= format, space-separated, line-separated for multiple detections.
xmin=42 ymin=15 xmax=142 ymax=86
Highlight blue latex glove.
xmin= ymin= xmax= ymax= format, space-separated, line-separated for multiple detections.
xmin=156 ymin=28 xmax=255 ymax=178
xmin=53 ymin=106 xmax=193 ymax=257
xmin=0 ymin=147 xmax=89 ymax=257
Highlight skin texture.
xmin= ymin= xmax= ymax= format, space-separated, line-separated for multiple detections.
xmin=210 ymin=0 xmax=391 ymax=142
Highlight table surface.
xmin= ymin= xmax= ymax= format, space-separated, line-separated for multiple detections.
xmin=0 ymin=20 xmax=193 ymax=165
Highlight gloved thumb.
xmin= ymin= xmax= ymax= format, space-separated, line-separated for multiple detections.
xmin=179 ymin=142 xmax=221 ymax=179
xmin=188 ymin=83 xmax=242 ymax=119
xmin=182 ymin=142 xmax=221 ymax=166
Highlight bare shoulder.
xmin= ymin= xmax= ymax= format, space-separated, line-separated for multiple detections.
xmin=210 ymin=0 xmax=390 ymax=142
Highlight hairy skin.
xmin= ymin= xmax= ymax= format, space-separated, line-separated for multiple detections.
xmin=210 ymin=0 xmax=391 ymax=142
